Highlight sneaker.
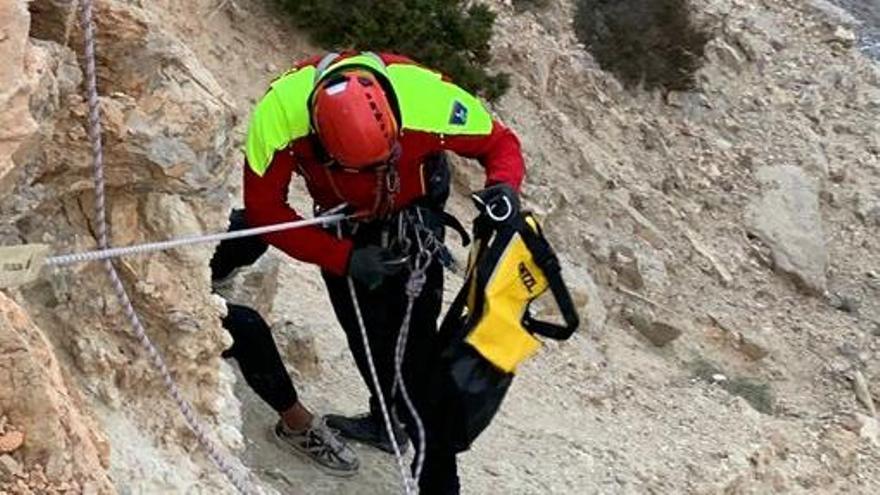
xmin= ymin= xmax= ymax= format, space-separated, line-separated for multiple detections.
xmin=270 ymin=418 xmax=359 ymax=477
xmin=323 ymin=412 xmax=409 ymax=455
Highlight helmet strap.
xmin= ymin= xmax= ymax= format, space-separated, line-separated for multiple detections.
xmin=320 ymin=156 xmax=401 ymax=221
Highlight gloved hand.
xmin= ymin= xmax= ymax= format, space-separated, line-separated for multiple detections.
xmin=347 ymin=246 xmax=406 ymax=290
xmin=472 ymin=183 xmax=519 ymax=222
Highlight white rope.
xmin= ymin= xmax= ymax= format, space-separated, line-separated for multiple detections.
xmin=346 ymin=210 xmax=443 ymax=493
xmin=80 ymin=1 xmax=255 ymax=492
xmin=347 ymin=277 xmax=415 ymax=494
xmin=45 ymin=214 xmax=347 ymax=266
xmin=390 ymin=210 xmax=438 ymax=484
xmin=393 ymin=265 xmax=428 ymax=484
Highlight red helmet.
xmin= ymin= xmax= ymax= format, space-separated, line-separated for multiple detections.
xmin=311 ymin=70 xmax=399 ymax=169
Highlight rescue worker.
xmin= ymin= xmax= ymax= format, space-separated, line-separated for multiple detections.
xmin=242 ymin=51 xmax=524 ymax=494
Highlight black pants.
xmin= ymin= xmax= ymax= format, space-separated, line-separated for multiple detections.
xmin=221 ymin=303 xmax=299 ymax=412
xmin=323 ymin=252 xmax=458 ymax=494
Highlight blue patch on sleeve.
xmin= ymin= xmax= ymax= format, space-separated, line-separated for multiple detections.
xmin=449 ymin=100 xmax=468 ymax=126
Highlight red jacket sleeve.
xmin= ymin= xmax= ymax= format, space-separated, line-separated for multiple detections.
xmin=243 ymin=152 xmax=353 ymax=275
xmin=440 ymin=120 xmax=526 ymax=191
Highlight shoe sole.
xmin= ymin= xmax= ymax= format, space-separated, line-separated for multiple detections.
xmin=267 ymin=426 xmax=360 ymax=478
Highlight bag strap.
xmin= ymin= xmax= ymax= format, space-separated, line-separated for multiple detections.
xmin=517 ymin=216 xmax=580 ymax=341
xmin=435 ymin=210 xmax=471 ymax=247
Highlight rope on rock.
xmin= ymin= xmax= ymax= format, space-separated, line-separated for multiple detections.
xmin=80 ymin=1 xmax=256 ymax=492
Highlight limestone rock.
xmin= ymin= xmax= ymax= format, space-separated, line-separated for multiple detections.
xmin=0 ymin=430 xmax=25 ymax=454
xmin=0 ymin=0 xmax=40 ymax=187
xmin=610 ymin=245 xmax=644 ymax=291
xmin=685 ymin=229 xmax=733 ymax=286
xmin=746 ymin=166 xmax=827 ymax=294
xmin=737 ymin=332 xmax=771 ymax=361
xmin=274 ymin=320 xmax=321 ymax=379
xmin=579 ymin=268 xmax=607 ymax=335
xmin=856 ymin=191 xmax=880 ymax=226
xmin=2 ymin=1 xmax=242 ymax=492
xmin=829 ymin=26 xmax=858 ymax=48
xmin=626 ymin=310 xmax=683 ymax=347
xmin=1 ymin=0 xmax=879 ymax=492
xmin=855 ymin=413 xmax=879 ymax=447
xmin=710 ymin=314 xmax=773 ymax=362
xmin=28 ymin=0 xmax=78 ymax=43
xmin=806 ymin=0 xmax=860 ymax=27
xmin=214 ymin=255 xmax=281 ymax=318
xmin=23 ymin=0 xmax=241 ymax=199
xmin=0 ymin=292 xmax=114 ymax=492
xmin=0 ymin=454 xmax=23 ymax=480
xmin=643 ymin=320 xmax=684 ymax=347
xmin=704 ymin=38 xmax=745 ymax=72
xmin=853 ymin=370 xmax=877 ymax=417
xmin=238 ymin=256 xmax=281 ymax=317
xmin=625 ymin=309 xmax=652 ymax=335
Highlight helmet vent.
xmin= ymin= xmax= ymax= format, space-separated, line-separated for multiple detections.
xmin=325 ymin=81 xmax=348 ymax=96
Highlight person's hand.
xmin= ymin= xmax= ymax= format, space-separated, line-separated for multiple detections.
xmin=347 ymin=246 xmax=406 ymax=290
xmin=472 ymin=183 xmax=519 ymax=222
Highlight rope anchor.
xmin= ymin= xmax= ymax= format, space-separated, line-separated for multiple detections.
xmin=0 ymin=244 xmax=49 ymax=288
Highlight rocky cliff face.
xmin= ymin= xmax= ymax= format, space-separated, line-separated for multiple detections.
xmin=0 ymin=291 xmax=113 ymax=494
xmin=1 ymin=0 xmax=879 ymax=494
xmin=2 ymin=1 xmax=249 ymax=493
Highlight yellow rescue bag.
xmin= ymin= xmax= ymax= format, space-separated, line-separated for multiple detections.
xmin=439 ymin=187 xmax=579 ymax=451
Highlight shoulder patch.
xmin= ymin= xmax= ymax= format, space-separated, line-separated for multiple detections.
xmin=386 ymin=64 xmax=492 ymax=136
xmin=449 ymin=100 xmax=468 ymax=126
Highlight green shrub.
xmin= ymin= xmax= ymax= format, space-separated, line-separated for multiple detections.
xmin=277 ymin=0 xmax=510 ymax=101
xmin=724 ymin=378 xmax=774 ymax=415
xmin=513 ymin=0 xmax=550 ymax=12
xmin=690 ymin=358 xmax=775 ymax=415
xmin=574 ymin=0 xmax=710 ymax=91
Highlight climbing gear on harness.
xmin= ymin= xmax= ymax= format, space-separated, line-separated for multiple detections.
xmin=270 ymin=418 xmax=360 ymax=477
xmin=348 ymin=245 xmax=407 ymax=290
xmin=390 ymin=209 xmax=441 ymax=485
xmin=472 ymin=183 xmax=519 ymax=223
xmin=311 ymin=69 xmax=399 ymax=169
xmin=439 ymin=188 xmax=580 ymax=452
xmin=323 ymin=409 xmax=410 ymax=455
